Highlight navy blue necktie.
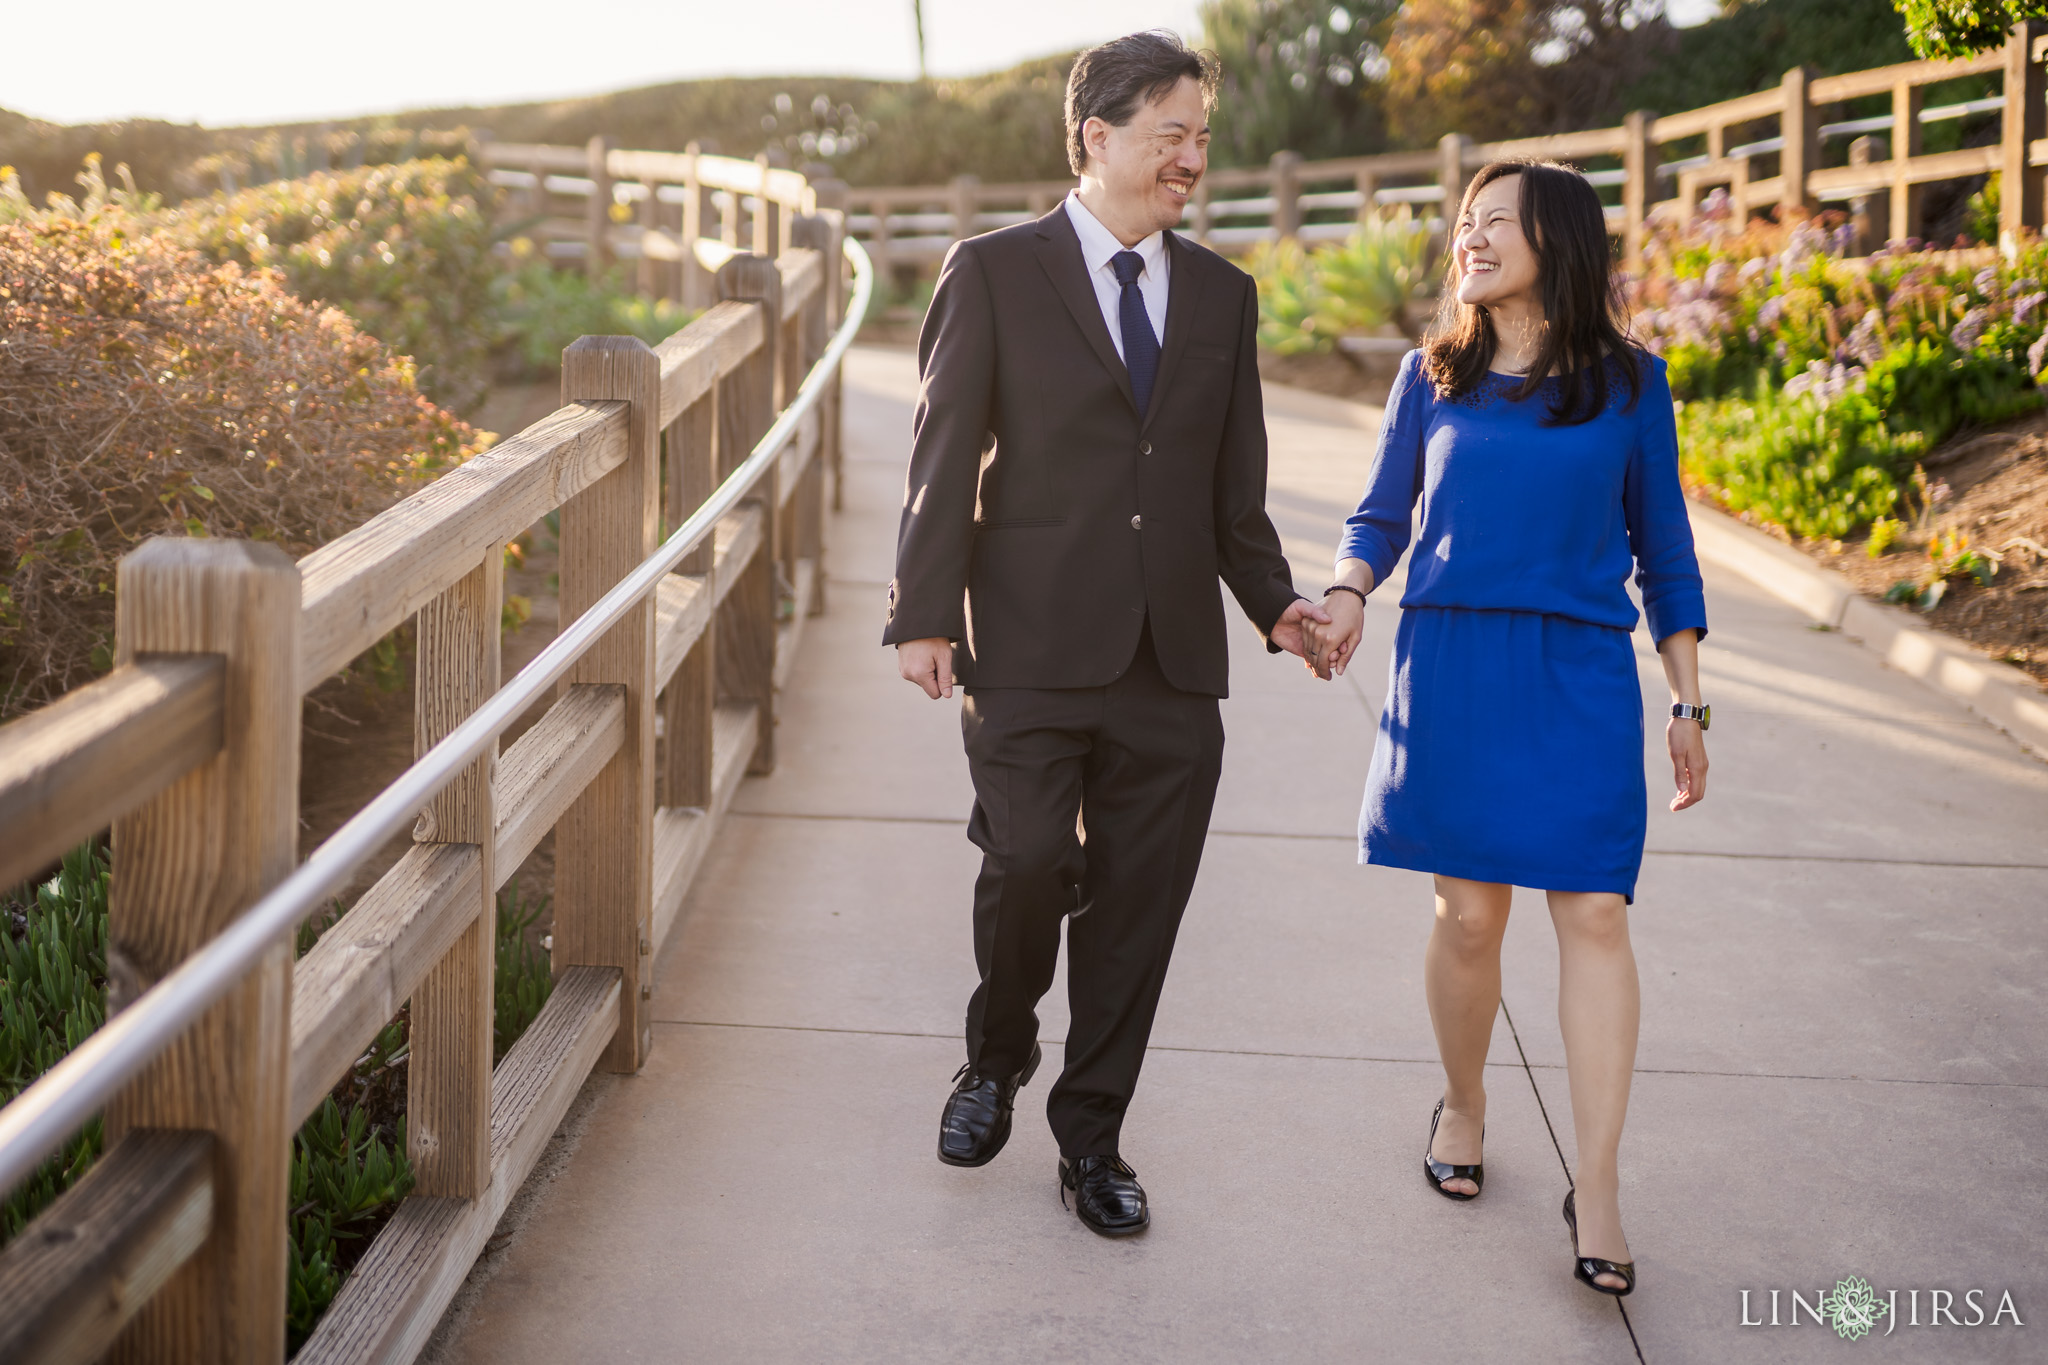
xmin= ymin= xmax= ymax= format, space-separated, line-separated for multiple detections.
xmin=1111 ymin=250 xmax=1161 ymax=415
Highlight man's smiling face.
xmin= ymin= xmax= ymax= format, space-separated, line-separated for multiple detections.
xmin=1085 ymin=75 xmax=1210 ymax=238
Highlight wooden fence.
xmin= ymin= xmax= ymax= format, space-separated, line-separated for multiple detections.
xmin=831 ymin=23 xmax=2048 ymax=270
xmin=0 ymin=156 xmax=864 ymax=1362
xmin=474 ymin=138 xmax=849 ymax=313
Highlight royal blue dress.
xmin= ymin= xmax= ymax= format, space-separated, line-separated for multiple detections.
xmin=1339 ymin=350 xmax=1708 ymax=902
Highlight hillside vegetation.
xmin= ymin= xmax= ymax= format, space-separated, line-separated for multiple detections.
xmin=1 ymin=0 xmax=1932 ymax=202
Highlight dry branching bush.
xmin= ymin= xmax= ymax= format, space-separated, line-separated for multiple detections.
xmin=0 ymin=216 xmax=489 ymax=717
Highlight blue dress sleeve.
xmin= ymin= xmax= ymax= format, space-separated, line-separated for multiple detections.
xmin=1624 ymin=359 xmax=1710 ymax=644
xmin=1338 ymin=350 xmax=1428 ymax=587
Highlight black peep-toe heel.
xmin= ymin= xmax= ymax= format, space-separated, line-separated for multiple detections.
xmin=1563 ymin=1189 xmax=1637 ymax=1296
xmin=1423 ymin=1097 xmax=1484 ymax=1201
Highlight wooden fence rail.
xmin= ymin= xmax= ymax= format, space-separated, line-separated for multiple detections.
xmin=0 ymin=153 xmax=866 ymax=1363
xmin=744 ymin=22 xmax=2040 ymax=271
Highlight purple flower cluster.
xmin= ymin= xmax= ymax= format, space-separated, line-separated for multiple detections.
xmin=1949 ymin=306 xmax=1994 ymax=354
xmin=1838 ymin=308 xmax=1884 ymax=366
xmin=1783 ymin=358 xmax=1866 ymax=408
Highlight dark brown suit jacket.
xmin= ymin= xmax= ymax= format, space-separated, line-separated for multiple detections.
xmin=881 ymin=205 xmax=1301 ymax=697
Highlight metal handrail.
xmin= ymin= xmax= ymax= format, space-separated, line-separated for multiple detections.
xmin=0 ymin=235 xmax=874 ymax=1199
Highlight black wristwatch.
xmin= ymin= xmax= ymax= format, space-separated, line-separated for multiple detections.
xmin=1670 ymin=702 xmax=1711 ymax=730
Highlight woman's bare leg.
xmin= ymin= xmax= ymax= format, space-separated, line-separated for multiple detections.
xmin=1548 ymin=889 xmax=1639 ymax=1288
xmin=1424 ymin=875 xmax=1512 ymax=1194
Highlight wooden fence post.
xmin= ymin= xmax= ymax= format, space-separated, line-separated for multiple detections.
xmin=1192 ymin=177 xmax=1212 ymax=243
xmin=951 ymin=174 xmax=981 ymax=248
xmin=1892 ymin=80 xmax=1925 ymax=243
xmin=1269 ymin=152 xmax=1302 ymax=241
xmin=1850 ymin=135 xmax=1890 ymax=254
xmin=792 ymin=214 xmax=835 ymax=615
xmin=868 ymin=192 xmax=893 ymax=274
xmin=586 ymin=134 xmax=613 ymax=278
xmin=407 ymin=547 xmax=501 ymax=1199
xmin=1354 ymin=167 xmax=1379 ymax=228
xmin=716 ymin=255 xmax=782 ymax=776
xmin=663 ymin=383 xmax=718 ymax=811
xmin=801 ymin=187 xmax=849 ymax=511
xmin=1437 ymin=134 xmax=1471 ymax=230
xmin=105 ymin=538 xmax=299 ymax=1364
xmin=682 ymin=142 xmax=709 ymax=310
xmin=555 ymin=337 xmax=659 ymax=1071
xmin=524 ymin=149 xmax=547 ymax=224
xmin=752 ymin=154 xmax=775 ymax=257
xmin=2002 ymin=20 xmax=2047 ymax=249
xmin=1622 ymin=110 xmax=1656 ymax=269
xmin=637 ymin=179 xmax=661 ymax=299
xmin=1780 ymin=66 xmax=1818 ymax=219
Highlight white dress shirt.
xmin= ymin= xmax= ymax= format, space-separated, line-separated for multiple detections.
xmin=1064 ymin=190 xmax=1169 ymax=362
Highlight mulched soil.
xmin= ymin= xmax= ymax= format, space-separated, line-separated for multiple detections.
xmin=1790 ymin=411 xmax=2048 ymax=689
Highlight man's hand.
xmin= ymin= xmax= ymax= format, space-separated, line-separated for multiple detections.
xmin=898 ymin=637 xmax=956 ymax=699
xmin=1267 ymin=598 xmax=1331 ymax=662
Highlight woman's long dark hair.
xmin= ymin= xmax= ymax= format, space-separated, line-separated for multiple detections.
xmin=1421 ymin=159 xmax=1640 ymax=424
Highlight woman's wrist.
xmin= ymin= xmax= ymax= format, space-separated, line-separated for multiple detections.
xmin=1323 ymin=584 xmax=1368 ymax=608
xmin=1330 ymin=556 xmax=1374 ymax=594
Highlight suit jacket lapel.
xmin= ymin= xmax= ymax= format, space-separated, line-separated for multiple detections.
xmin=1143 ymin=232 xmax=1203 ymax=432
xmin=1032 ymin=207 xmax=1138 ymax=418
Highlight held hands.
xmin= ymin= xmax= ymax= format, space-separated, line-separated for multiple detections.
xmin=1302 ymin=591 xmax=1364 ymax=680
xmin=1269 ymin=598 xmax=1333 ymax=662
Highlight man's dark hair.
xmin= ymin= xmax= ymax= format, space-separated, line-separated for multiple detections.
xmin=1064 ymin=31 xmax=1220 ymax=176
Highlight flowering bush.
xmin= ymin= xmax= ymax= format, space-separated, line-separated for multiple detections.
xmin=1629 ymin=192 xmax=2047 ymax=538
xmin=0 ymin=216 xmax=489 ymax=717
xmin=160 ymin=158 xmax=502 ymax=413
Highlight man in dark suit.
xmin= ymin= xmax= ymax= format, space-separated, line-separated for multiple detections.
xmin=882 ymin=30 xmax=1323 ymax=1237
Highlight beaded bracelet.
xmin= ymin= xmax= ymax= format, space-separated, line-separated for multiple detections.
xmin=1323 ymin=584 xmax=1368 ymax=606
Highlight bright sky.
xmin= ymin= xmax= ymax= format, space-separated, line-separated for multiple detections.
xmin=6 ymin=0 xmax=1726 ymax=128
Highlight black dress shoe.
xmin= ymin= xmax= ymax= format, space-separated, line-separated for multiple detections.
xmin=937 ymin=1043 xmax=1041 ymax=1167
xmin=1059 ymin=1155 xmax=1149 ymax=1237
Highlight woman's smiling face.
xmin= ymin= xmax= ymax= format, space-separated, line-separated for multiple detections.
xmin=1454 ymin=174 xmax=1539 ymax=310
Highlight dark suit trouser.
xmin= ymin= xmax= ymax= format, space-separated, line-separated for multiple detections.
xmin=960 ymin=626 xmax=1225 ymax=1159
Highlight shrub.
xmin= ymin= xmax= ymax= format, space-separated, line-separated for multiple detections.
xmin=1247 ymin=238 xmax=1323 ymax=354
xmin=494 ymin=246 xmax=695 ymax=383
xmin=0 ymin=214 xmax=488 ymax=718
xmin=1629 ymin=199 xmax=2048 ymax=539
xmin=1677 ymin=371 xmax=1924 ymax=541
xmin=159 ymin=158 xmax=502 ymax=412
xmin=1248 ymin=209 xmax=1435 ymax=354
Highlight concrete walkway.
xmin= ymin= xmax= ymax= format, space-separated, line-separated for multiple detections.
xmin=432 ymin=347 xmax=2048 ymax=1363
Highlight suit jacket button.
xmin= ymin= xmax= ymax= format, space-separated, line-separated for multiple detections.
xmin=1139 ymin=440 xmax=1152 ymax=455
xmin=1131 ymin=515 xmax=1142 ymax=530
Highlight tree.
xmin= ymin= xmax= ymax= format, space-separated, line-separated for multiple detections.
xmin=1378 ymin=0 xmax=1672 ymax=146
xmin=1200 ymin=0 xmax=1400 ymax=165
xmin=913 ymin=0 xmax=929 ymax=80
xmin=1893 ymin=0 xmax=2046 ymax=58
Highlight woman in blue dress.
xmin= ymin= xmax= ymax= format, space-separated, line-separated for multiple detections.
xmin=1306 ymin=161 xmax=1711 ymax=1297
